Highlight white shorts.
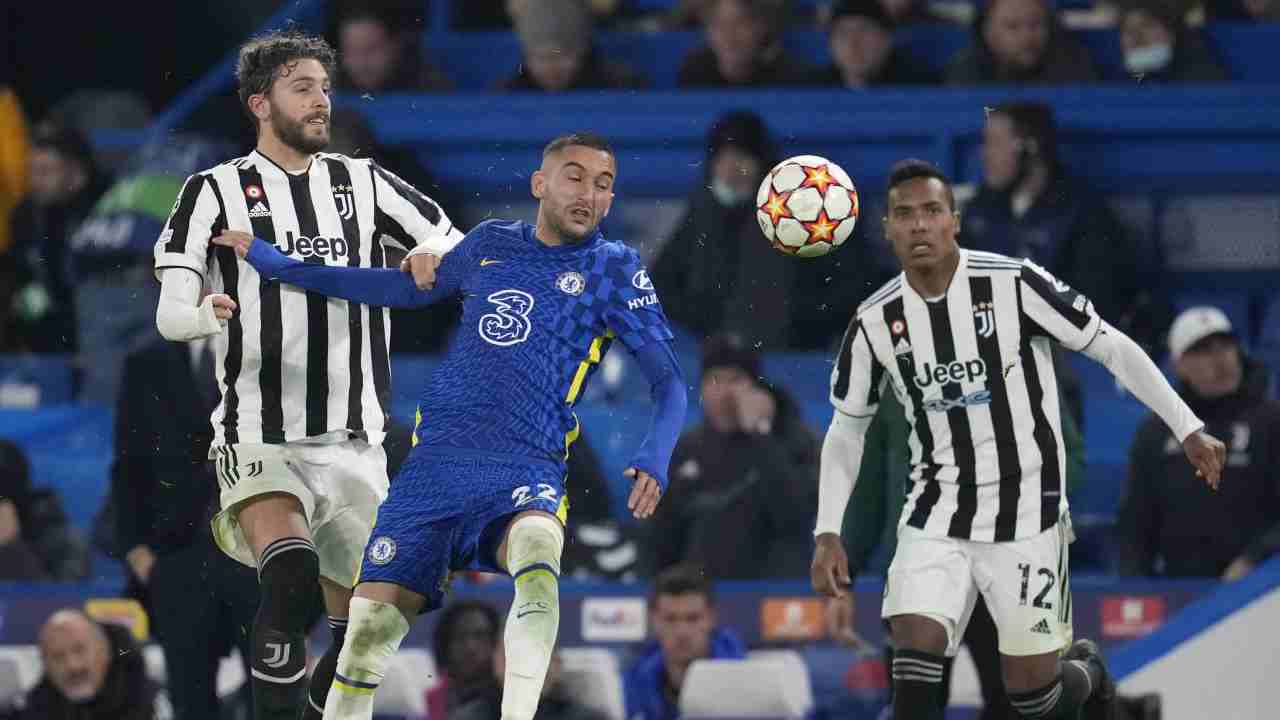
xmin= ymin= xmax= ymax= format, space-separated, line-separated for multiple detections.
xmin=209 ymin=438 xmax=389 ymax=588
xmin=882 ymin=520 xmax=1073 ymax=657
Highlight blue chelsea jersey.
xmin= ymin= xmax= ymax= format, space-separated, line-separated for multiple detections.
xmin=411 ymin=219 xmax=674 ymax=464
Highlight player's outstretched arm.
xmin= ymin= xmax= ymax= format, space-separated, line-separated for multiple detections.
xmin=1080 ymin=320 xmax=1226 ymax=489
xmin=212 ymin=231 xmax=452 ymax=309
xmin=813 ymin=411 xmax=872 ymax=598
xmin=624 ymin=340 xmax=688 ymax=520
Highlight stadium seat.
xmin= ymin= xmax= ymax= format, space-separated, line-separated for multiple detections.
xmin=559 ymin=647 xmax=626 ymax=720
xmin=373 ymin=648 xmax=437 ymax=717
xmin=680 ymin=652 xmax=814 ymax=719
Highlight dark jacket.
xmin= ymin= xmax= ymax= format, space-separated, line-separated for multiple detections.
xmin=944 ymin=9 xmax=1097 ymax=86
xmin=17 ymin=623 xmax=160 ymax=720
xmin=4 ymin=172 xmax=110 ymax=353
xmin=960 ymin=173 xmax=1140 ymax=328
xmin=623 ymin=627 xmax=747 ymax=720
xmin=644 ymin=387 xmax=817 ymax=579
xmin=1118 ymin=358 xmax=1280 ymax=577
xmin=452 ymin=684 xmax=609 ymax=720
xmin=500 ymin=47 xmax=648 ymax=91
xmin=810 ymin=48 xmax=939 ymax=87
xmin=110 ymin=339 xmax=218 ymax=562
xmin=0 ymin=439 xmax=89 ymax=581
xmin=677 ymin=45 xmax=813 ymax=88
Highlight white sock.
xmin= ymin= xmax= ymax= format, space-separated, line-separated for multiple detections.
xmin=502 ymin=514 xmax=564 ymax=720
xmin=322 ymin=597 xmax=409 ymax=720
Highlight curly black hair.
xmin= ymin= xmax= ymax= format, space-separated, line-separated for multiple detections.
xmin=235 ymin=30 xmax=337 ymax=127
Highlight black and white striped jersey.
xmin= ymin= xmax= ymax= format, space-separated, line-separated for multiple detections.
xmin=831 ymin=249 xmax=1102 ymax=541
xmin=154 ymin=150 xmax=464 ymax=447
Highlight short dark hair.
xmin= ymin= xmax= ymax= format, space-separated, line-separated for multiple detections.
xmin=542 ymin=132 xmax=615 ymax=160
xmin=235 ymin=31 xmax=337 ymax=128
xmin=431 ymin=599 xmax=500 ymax=671
xmin=990 ymin=102 xmax=1059 ymax=169
xmin=886 ymin=158 xmax=956 ymax=210
xmin=650 ymin=564 xmax=715 ymax=604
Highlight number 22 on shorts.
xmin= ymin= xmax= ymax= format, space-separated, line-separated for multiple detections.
xmin=512 ymin=483 xmax=557 ymax=509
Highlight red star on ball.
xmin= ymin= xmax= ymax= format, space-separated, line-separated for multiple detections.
xmin=804 ymin=210 xmax=838 ymax=243
xmin=801 ymin=165 xmax=835 ymax=195
xmin=763 ymin=189 xmax=793 ymax=225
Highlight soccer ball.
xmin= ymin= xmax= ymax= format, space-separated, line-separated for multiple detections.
xmin=756 ymin=155 xmax=859 ymax=258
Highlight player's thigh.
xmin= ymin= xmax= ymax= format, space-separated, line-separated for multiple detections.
xmin=353 ymin=581 xmax=427 ymax=622
xmin=882 ymin=526 xmax=980 ymax=657
xmin=473 ymin=470 xmax=568 ymax=573
xmin=306 ymin=440 xmax=391 ymax=588
xmin=211 ymin=444 xmax=317 ymax=567
xmin=355 ymin=457 xmax=465 ymax=616
xmin=972 ymin=522 xmax=1071 ymax=661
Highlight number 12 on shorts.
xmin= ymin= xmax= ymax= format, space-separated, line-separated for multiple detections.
xmin=1018 ymin=562 xmax=1056 ymax=610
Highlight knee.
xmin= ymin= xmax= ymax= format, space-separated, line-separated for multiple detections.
xmin=1002 ymin=652 xmax=1061 ymax=694
xmin=506 ymin=514 xmax=564 ymax=575
xmin=890 ymin=614 xmax=950 ymax=656
xmin=345 ymin=597 xmax=410 ymax=658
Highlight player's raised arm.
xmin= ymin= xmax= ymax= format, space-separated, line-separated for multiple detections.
xmin=1018 ymin=260 xmax=1226 ymax=488
xmin=813 ymin=317 xmax=886 ymax=598
xmin=154 ymin=173 xmax=237 ymax=341
xmin=213 ymin=227 xmax=474 ymax=309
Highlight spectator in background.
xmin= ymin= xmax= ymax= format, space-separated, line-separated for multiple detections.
xmin=624 ymin=565 xmax=747 ymax=720
xmin=961 ymin=103 xmax=1141 ymax=329
xmin=108 ymin=336 xmax=262 ymax=720
xmin=678 ymin=0 xmax=812 ymax=87
xmin=561 ymin=433 xmax=645 ymax=582
xmin=812 ymin=0 xmax=938 ymax=87
xmin=452 ymin=638 xmax=608 ymax=720
xmin=1118 ymin=0 xmax=1229 ymax=82
xmin=651 ymin=111 xmax=790 ymax=347
xmin=0 ymin=439 xmax=88 ymax=581
xmin=502 ymin=0 xmax=647 ymax=91
xmin=425 ymin=601 xmax=502 ymax=720
xmin=1118 ymin=307 xmax=1280 ymax=579
xmin=335 ymin=8 xmax=452 ymax=94
xmin=4 ymin=122 xmax=110 ymax=354
xmin=944 ymin=0 xmax=1097 ymax=85
xmin=12 ymin=610 xmax=162 ymax=720
xmin=645 ymin=334 xmax=818 ymax=579
xmin=0 ymin=84 xmax=27 ymax=255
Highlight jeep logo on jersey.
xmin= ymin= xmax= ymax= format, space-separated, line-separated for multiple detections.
xmin=632 ymin=269 xmax=654 ymax=290
xmin=913 ymin=359 xmax=987 ymax=389
xmin=276 ymin=231 xmax=349 ymax=262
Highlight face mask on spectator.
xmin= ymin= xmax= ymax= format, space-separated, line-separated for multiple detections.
xmin=710 ymin=179 xmax=751 ymax=208
xmin=1125 ymin=43 xmax=1173 ymax=74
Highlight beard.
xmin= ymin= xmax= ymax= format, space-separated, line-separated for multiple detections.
xmin=547 ymin=203 xmax=596 ymax=243
xmin=274 ymin=111 xmax=329 ymax=155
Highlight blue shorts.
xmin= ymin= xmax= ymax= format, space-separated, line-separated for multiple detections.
xmin=356 ymin=448 xmax=568 ymax=612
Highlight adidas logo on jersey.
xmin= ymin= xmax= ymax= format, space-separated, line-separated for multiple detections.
xmin=894 ymin=337 xmax=913 ymax=356
xmin=1030 ymin=618 xmax=1052 ymax=635
xmin=248 ymin=201 xmax=271 ymax=218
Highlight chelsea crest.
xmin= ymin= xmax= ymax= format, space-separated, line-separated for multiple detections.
xmin=556 ymin=271 xmax=586 ymax=296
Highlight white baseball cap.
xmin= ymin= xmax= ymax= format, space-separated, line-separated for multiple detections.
xmin=1168 ymin=306 xmax=1234 ymax=360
